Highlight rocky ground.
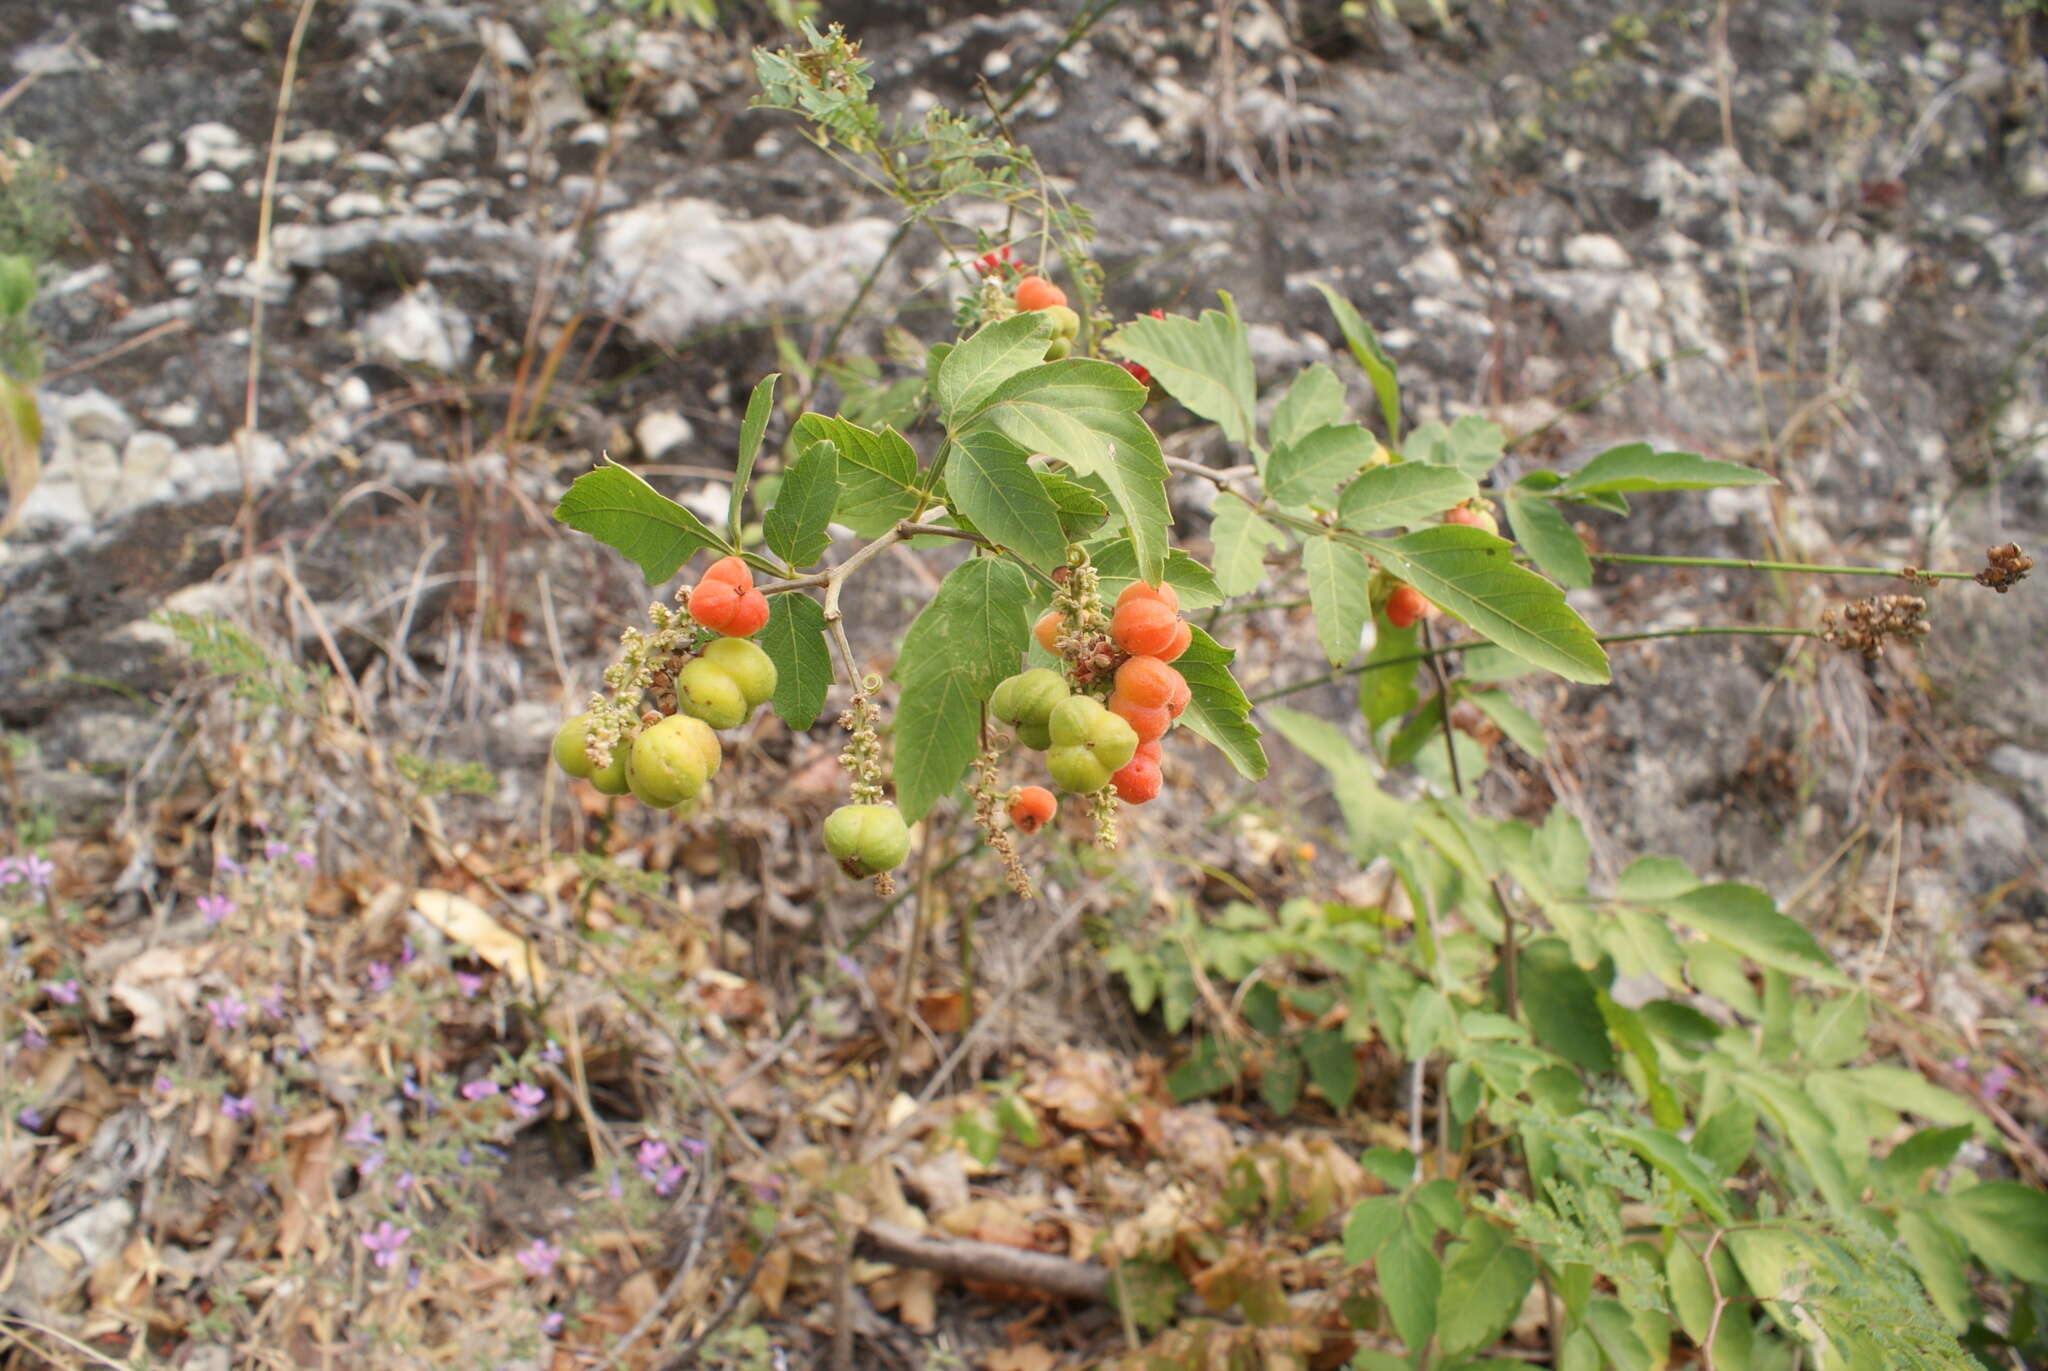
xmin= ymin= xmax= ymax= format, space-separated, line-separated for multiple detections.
xmin=0 ymin=0 xmax=2044 ymax=1359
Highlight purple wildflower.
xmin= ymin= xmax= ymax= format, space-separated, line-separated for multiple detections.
xmin=21 ymin=855 xmax=53 ymax=889
xmin=516 ymin=1238 xmax=561 ymax=1279
xmin=215 ymin=853 xmax=242 ymax=876
xmin=540 ymin=1040 xmax=564 ymax=1065
xmin=154 ymin=1075 xmax=173 ymax=1094
xmin=358 ymin=1151 xmax=386 ymax=1178
xmin=197 ymin=894 xmax=235 ymax=926
xmin=345 ymin=1114 xmax=380 ymax=1149
xmin=1982 ymin=1063 xmax=2017 ymax=1099
xmin=221 ymin=1093 xmax=254 ymax=1121
xmin=260 ymin=985 xmax=286 ymax=1019
xmin=294 ymin=850 xmax=316 ymax=871
xmin=366 ymin=962 xmax=393 ymax=993
xmin=635 ymin=1139 xmax=668 ymax=1180
xmin=460 ymin=1079 xmax=499 ymax=1101
xmin=541 ymin=1312 xmax=564 ymax=1336
xmin=361 ymin=1220 xmax=410 ymax=1268
xmin=678 ymin=1136 xmax=707 ymax=1158
xmin=44 ymin=979 xmax=80 ymax=1007
xmin=607 ymin=1167 xmax=623 ymax=1199
xmin=208 ymin=995 xmax=249 ymax=1032
xmin=454 ymin=971 xmax=483 ymax=997
xmin=0 ymin=857 xmax=19 ymax=886
xmin=16 ymin=1107 xmax=42 ymax=1131
xmin=509 ymin=1083 xmax=546 ymax=1120
xmin=23 ymin=1025 xmax=47 ymax=1051
xmin=836 ymin=954 xmax=861 ymax=978
xmin=264 ymin=840 xmax=289 ymax=862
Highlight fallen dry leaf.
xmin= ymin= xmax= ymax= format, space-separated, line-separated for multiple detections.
xmin=276 ymin=1110 xmax=338 ymax=1260
xmin=986 ymin=1344 xmax=1058 ymax=1371
xmin=411 ymin=889 xmax=549 ymax=993
xmin=108 ymin=945 xmax=212 ymax=1040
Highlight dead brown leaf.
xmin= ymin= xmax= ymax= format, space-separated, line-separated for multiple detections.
xmin=986 ymin=1344 xmax=1058 ymax=1371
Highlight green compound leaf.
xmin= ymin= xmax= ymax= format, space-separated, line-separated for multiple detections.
xmin=1556 ymin=442 xmax=1777 ymax=497
xmin=792 ymin=412 xmax=922 ymax=538
xmin=1174 ymin=624 xmax=1266 ymax=780
xmin=730 ymin=371 xmax=779 ymax=547
xmin=1436 ymin=1221 xmax=1537 ymax=1357
xmin=946 ymin=427 xmax=1071 ymax=569
xmin=1105 ymin=293 xmax=1258 ymax=448
xmin=1312 ymin=282 xmax=1402 ymax=444
xmin=1269 ymin=363 xmax=1349 ymax=451
xmin=1304 ymin=534 xmax=1370 ymax=666
xmin=554 ymin=462 xmax=729 ymax=585
xmin=1338 ymin=462 xmax=1479 ymax=531
xmin=891 ymin=558 xmax=1032 ymax=821
xmin=761 ymin=438 xmax=838 ymax=569
xmin=1268 ymin=422 xmax=1378 ymax=509
xmin=1940 ymin=1182 xmax=2048 ymax=1286
xmin=1208 ymin=493 xmax=1290 ymax=597
xmin=1402 ymin=416 xmax=1506 ymax=483
xmin=758 ymin=592 xmax=832 ymax=731
xmin=1362 ymin=524 xmax=1609 ymax=684
xmin=966 ymin=360 xmax=1170 ymax=583
xmin=1504 ymin=486 xmax=1593 ymax=589
xmin=1038 ymin=472 xmax=1109 ymax=539
xmin=1089 ymin=539 xmax=1223 ymax=610
xmin=934 ymin=311 xmax=1055 ymax=425
xmin=1379 ymin=1227 xmax=1441 ymax=1350
xmin=1663 ymin=882 xmax=1847 ymax=986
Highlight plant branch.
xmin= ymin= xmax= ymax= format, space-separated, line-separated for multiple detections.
xmin=1248 ymin=625 xmax=1821 ymax=705
xmin=1591 ymin=552 xmax=1973 ymax=580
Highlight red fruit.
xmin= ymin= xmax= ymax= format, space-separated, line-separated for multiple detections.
xmin=1121 ymin=360 xmax=1151 ymax=387
xmin=1163 ymin=673 xmax=1191 ymax=719
xmin=1109 ymin=691 xmax=1170 ymax=743
xmin=1147 ymin=308 xmax=1165 ymax=319
xmin=1013 ymin=276 xmax=1067 ymax=311
xmin=1008 ymin=785 xmax=1058 ymax=835
xmin=1114 ymin=656 xmax=1182 ymax=710
xmin=1444 ymin=502 xmax=1500 ymax=536
xmin=1385 ymin=585 xmax=1431 ymax=629
xmin=1115 ymin=580 xmax=1180 ymax=614
xmin=1156 ymin=619 xmax=1192 ymax=663
xmin=1111 ymin=597 xmax=1180 ymax=657
xmin=1134 ymin=739 xmax=1163 ymax=765
xmin=700 ymin=556 xmax=753 ymax=591
xmin=690 ymin=564 xmax=770 ymax=638
xmin=1034 ymin=610 xmax=1064 ymax=655
xmin=1111 ymin=754 xmax=1161 ymax=804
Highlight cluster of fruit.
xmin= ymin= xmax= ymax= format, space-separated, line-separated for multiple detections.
xmin=1010 ymin=274 xmax=1081 ymax=361
xmin=991 ymin=581 xmax=1194 ymax=834
xmin=550 ymin=557 xmax=779 ymax=811
xmin=1382 ymin=500 xmax=1499 ymax=628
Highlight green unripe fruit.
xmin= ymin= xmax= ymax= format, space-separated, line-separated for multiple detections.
xmin=822 ymin=803 xmax=912 ymax=878
xmin=554 ymin=713 xmax=631 ymax=794
xmin=700 ymin=637 xmax=777 ymax=709
xmin=990 ymin=668 xmax=1068 ymax=729
xmin=1043 ymin=305 xmax=1080 ymax=341
xmin=677 ymin=658 xmax=749 ymax=730
xmin=553 ymin=712 xmax=598 ymax=778
xmin=1047 ymin=695 xmax=1138 ymax=771
xmin=1047 ymin=745 xmax=1113 ymax=794
xmin=1015 ymin=719 xmax=1052 ymax=751
xmin=588 ymin=746 xmax=630 ymax=795
xmin=1042 ymin=336 xmax=1071 ymax=361
xmin=627 ymin=715 xmax=716 ymax=808
xmin=667 ymin=714 xmax=722 ymax=779
xmin=0 ymin=254 xmax=34 ymax=318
